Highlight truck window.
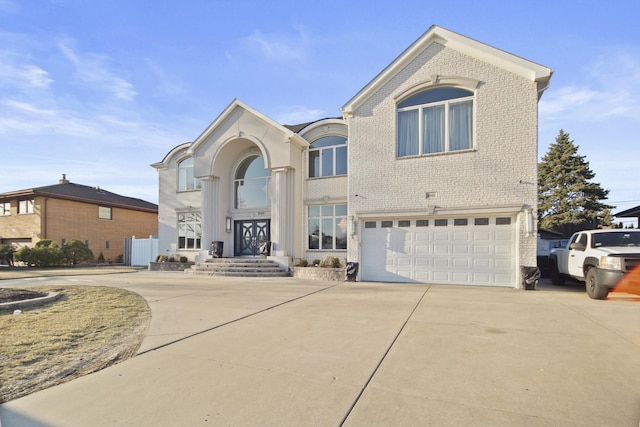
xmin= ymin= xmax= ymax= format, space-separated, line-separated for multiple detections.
xmin=592 ymin=232 xmax=640 ymax=247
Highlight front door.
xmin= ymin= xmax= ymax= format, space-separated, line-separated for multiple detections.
xmin=234 ymin=220 xmax=270 ymax=256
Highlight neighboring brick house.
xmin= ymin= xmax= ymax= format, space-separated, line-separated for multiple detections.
xmin=0 ymin=175 xmax=158 ymax=262
xmin=153 ymin=25 xmax=552 ymax=288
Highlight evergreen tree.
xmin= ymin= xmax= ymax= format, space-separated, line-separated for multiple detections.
xmin=538 ymin=130 xmax=613 ymax=234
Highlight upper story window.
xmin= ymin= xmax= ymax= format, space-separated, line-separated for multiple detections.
xmin=178 ymin=157 xmax=201 ymax=191
xmin=309 ymin=136 xmax=347 ymax=178
xmin=397 ymin=87 xmax=474 ymax=157
xmin=235 ymin=155 xmax=271 ymax=209
xmin=98 ymin=206 xmax=112 ymax=220
xmin=0 ymin=202 xmax=10 ymax=216
xmin=18 ymin=199 xmax=34 ymax=214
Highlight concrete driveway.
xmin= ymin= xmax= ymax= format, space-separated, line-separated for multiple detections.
xmin=1 ymin=272 xmax=639 ymax=426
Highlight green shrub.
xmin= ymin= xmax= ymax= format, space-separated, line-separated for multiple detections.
xmin=15 ymin=241 xmax=65 ymax=267
xmin=332 ymin=257 xmax=342 ymax=268
xmin=97 ymin=252 xmax=106 ymax=263
xmin=298 ymin=259 xmax=308 ymax=267
xmin=179 ymin=256 xmax=188 ymax=263
xmin=0 ymin=244 xmax=15 ymax=265
xmin=62 ymin=240 xmax=94 ymax=265
xmin=312 ymin=259 xmax=321 ymax=267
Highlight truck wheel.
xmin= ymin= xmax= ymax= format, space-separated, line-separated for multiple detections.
xmin=550 ymin=261 xmax=565 ymax=286
xmin=585 ymin=268 xmax=609 ymax=300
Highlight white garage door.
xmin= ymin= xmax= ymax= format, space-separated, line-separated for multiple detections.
xmin=360 ymin=216 xmax=515 ymax=286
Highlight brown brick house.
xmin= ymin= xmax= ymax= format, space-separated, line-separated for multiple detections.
xmin=0 ymin=175 xmax=157 ymax=262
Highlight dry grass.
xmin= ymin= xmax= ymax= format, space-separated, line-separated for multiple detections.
xmin=0 ymin=285 xmax=150 ymax=403
xmin=0 ymin=266 xmax=140 ymax=280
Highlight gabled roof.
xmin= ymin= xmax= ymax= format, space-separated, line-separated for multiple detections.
xmin=341 ymin=25 xmax=553 ymax=116
xmin=188 ymin=99 xmax=308 ymax=153
xmin=0 ymin=180 xmax=157 ymax=213
xmin=613 ymin=205 xmax=640 ymax=218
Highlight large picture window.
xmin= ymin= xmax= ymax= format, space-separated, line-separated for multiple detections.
xmin=308 ymin=204 xmax=347 ymax=250
xmin=234 ymin=155 xmax=271 ymax=209
xmin=397 ymin=87 xmax=473 ymax=157
xmin=178 ymin=157 xmax=201 ymax=191
xmin=309 ymin=136 xmax=347 ymax=178
xmin=178 ymin=212 xmax=202 ymax=249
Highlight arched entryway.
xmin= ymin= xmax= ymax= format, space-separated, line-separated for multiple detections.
xmin=233 ymin=154 xmax=271 ymax=256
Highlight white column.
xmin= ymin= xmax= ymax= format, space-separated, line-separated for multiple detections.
xmin=271 ymin=167 xmax=291 ymax=256
xmin=199 ymin=176 xmax=219 ymax=259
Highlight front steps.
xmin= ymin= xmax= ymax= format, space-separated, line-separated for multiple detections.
xmin=186 ymin=258 xmax=290 ymax=277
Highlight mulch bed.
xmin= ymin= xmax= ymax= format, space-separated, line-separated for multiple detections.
xmin=0 ymin=288 xmax=48 ymax=304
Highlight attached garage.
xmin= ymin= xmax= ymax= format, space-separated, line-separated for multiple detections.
xmin=360 ymin=216 xmax=516 ymax=286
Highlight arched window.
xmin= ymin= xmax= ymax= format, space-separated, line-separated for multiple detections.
xmin=178 ymin=157 xmax=201 ymax=191
xmin=397 ymin=87 xmax=474 ymax=157
xmin=234 ymin=155 xmax=271 ymax=209
xmin=309 ymin=136 xmax=347 ymax=177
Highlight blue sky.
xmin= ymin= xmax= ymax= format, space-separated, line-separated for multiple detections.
xmin=1 ymin=1 xmax=639 ymax=225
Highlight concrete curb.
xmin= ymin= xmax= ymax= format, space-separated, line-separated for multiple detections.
xmin=0 ymin=292 xmax=62 ymax=312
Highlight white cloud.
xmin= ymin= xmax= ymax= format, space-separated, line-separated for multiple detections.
xmin=58 ymin=42 xmax=138 ymax=101
xmin=0 ymin=51 xmax=53 ymax=88
xmin=540 ymin=49 xmax=640 ymax=123
xmin=236 ymin=26 xmax=310 ymax=63
xmin=273 ymin=105 xmax=326 ymax=125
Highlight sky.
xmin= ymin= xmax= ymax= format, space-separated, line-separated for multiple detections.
xmin=1 ymin=0 xmax=639 ymax=225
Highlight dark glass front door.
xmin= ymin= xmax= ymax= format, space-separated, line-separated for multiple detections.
xmin=234 ymin=220 xmax=270 ymax=256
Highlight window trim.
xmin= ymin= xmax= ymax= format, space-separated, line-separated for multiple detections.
xmin=0 ymin=201 xmax=10 ymax=216
xmin=18 ymin=199 xmax=34 ymax=215
xmin=177 ymin=211 xmax=202 ymax=250
xmin=397 ymin=87 xmax=475 ymax=158
xmin=308 ymin=136 xmax=348 ymax=178
xmin=98 ymin=206 xmax=112 ymax=220
xmin=307 ymin=203 xmax=348 ymax=250
xmin=177 ymin=157 xmax=201 ymax=192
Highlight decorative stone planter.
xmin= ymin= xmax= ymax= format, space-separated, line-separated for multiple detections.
xmin=291 ymin=267 xmax=345 ymax=281
xmin=148 ymin=262 xmax=194 ymax=272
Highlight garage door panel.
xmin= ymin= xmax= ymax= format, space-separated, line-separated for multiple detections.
xmin=414 ymin=244 xmax=431 ymax=254
xmin=361 ymin=217 xmax=515 ymax=286
xmin=433 ymin=244 xmax=449 ymax=254
xmin=473 ymin=258 xmax=491 ymax=268
xmin=472 ymin=272 xmax=491 ymax=284
xmin=453 ymin=231 xmax=470 ymax=240
xmin=453 ymin=245 xmax=470 ymax=254
xmin=452 ymin=257 xmax=470 ymax=268
xmin=495 ymin=244 xmax=512 ymax=255
xmin=474 ymin=244 xmax=491 ymax=255
xmin=414 ymin=256 xmax=430 ymax=267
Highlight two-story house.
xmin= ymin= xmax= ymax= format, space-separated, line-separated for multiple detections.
xmin=152 ymin=25 xmax=552 ymax=287
xmin=0 ymin=175 xmax=158 ymax=262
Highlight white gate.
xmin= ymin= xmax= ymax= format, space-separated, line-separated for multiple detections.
xmin=124 ymin=235 xmax=159 ymax=266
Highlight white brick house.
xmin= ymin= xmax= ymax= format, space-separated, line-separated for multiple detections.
xmin=153 ymin=25 xmax=552 ymax=287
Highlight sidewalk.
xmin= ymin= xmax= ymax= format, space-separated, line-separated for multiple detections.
xmin=1 ymin=272 xmax=639 ymax=426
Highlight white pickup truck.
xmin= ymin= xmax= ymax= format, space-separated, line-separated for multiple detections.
xmin=549 ymin=229 xmax=640 ymax=299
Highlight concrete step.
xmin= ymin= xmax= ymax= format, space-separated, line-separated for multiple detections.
xmin=186 ymin=258 xmax=290 ymax=278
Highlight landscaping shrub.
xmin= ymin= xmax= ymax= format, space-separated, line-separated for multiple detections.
xmin=332 ymin=257 xmax=342 ymax=268
xmin=0 ymin=244 xmax=15 ymax=266
xmin=15 ymin=241 xmax=66 ymax=267
xmin=62 ymin=240 xmax=94 ymax=265
xmin=298 ymin=259 xmax=308 ymax=267
xmin=179 ymin=256 xmax=188 ymax=263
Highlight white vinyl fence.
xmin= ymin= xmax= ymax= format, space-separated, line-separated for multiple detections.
xmin=124 ymin=235 xmax=158 ymax=266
